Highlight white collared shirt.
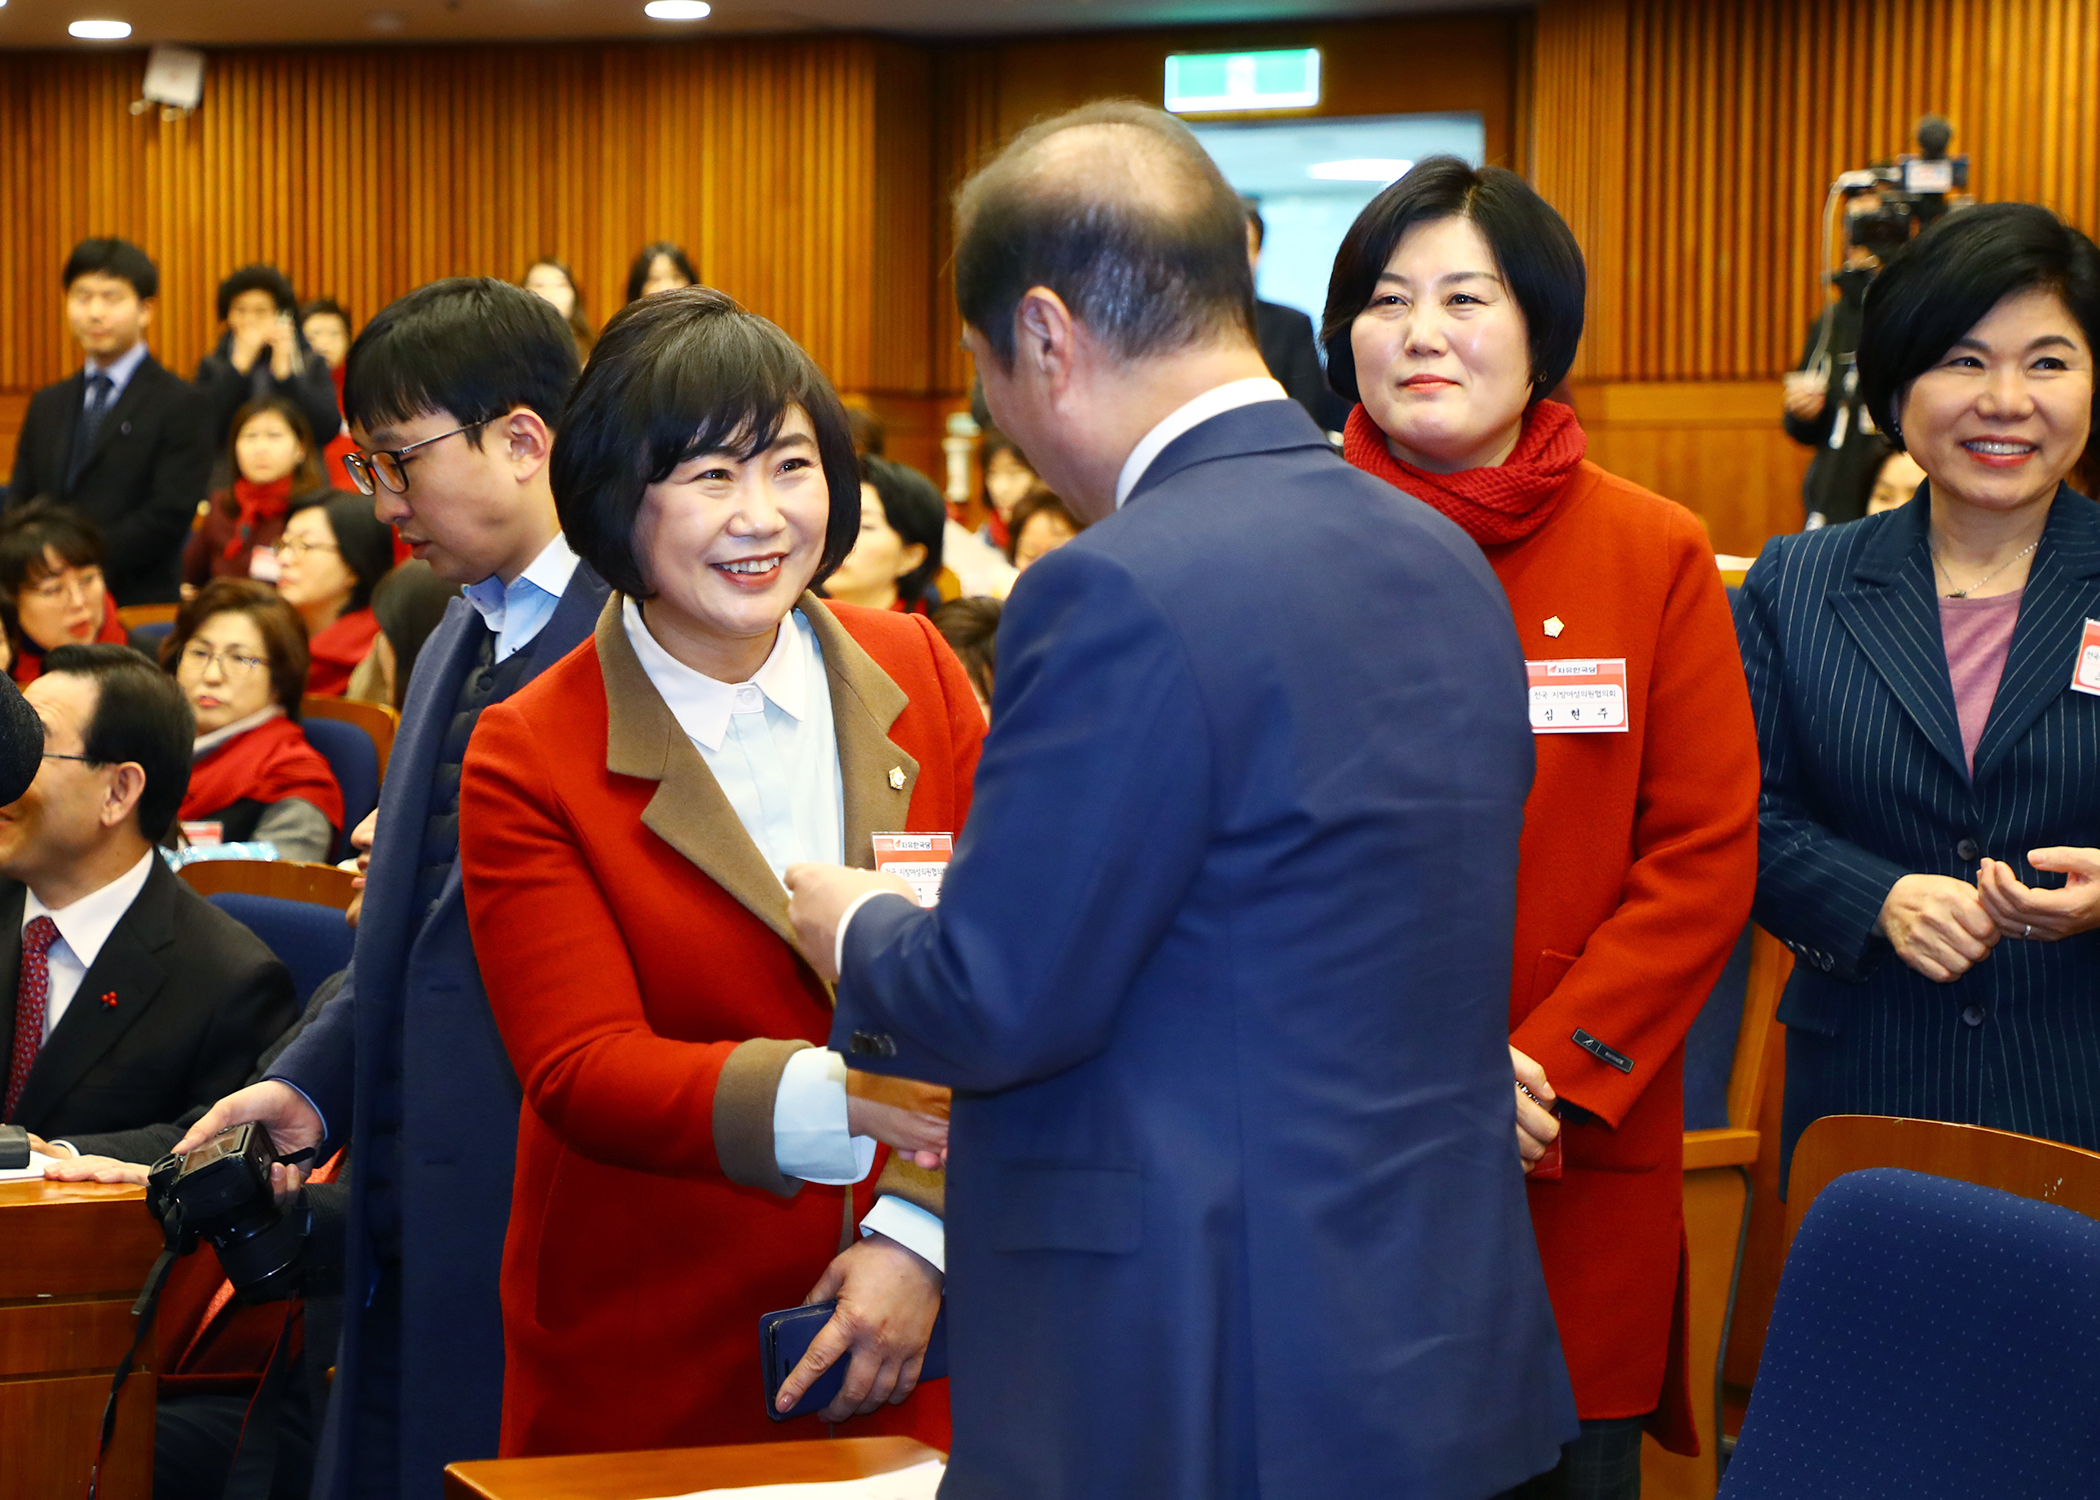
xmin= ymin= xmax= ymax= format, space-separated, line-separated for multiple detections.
xmin=83 ymin=340 xmax=150 ymax=410
xmin=463 ymin=531 xmax=582 ymax=663
xmin=22 ymin=849 xmax=156 ymax=1042
xmin=1113 ymin=376 xmax=1291 ymax=509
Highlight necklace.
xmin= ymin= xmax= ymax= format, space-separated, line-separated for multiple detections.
xmin=1931 ymin=534 xmax=2040 ymax=599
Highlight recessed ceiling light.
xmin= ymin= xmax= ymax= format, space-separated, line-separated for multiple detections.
xmin=69 ymin=18 xmax=132 ymax=38
xmin=1307 ymin=158 xmax=1413 ymax=183
xmin=644 ymin=0 xmax=710 ymax=18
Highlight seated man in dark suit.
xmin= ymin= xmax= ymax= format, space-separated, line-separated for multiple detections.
xmin=1245 ymin=198 xmax=1351 ymax=435
xmin=0 ymin=643 xmax=293 ymax=1139
xmin=7 ymin=239 xmax=215 ymax=605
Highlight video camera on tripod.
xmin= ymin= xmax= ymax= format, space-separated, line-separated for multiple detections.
xmin=1832 ymin=113 xmax=1970 ymax=260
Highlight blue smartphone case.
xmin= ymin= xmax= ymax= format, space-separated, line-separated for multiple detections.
xmin=759 ymin=1298 xmax=948 ymax=1422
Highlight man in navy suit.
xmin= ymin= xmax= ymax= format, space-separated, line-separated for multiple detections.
xmin=786 ymin=102 xmax=1575 ymax=1498
xmin=175 ymin=280 xmax=609 ymax=1500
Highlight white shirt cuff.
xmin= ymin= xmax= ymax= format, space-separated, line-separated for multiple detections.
xmin=772 ymin=1046 xmax=877 ymax=1185
xmin=834 ymin=889 xmax=895 ymax=978
xmin=861 ymin=1193 xmax=946 ymax=1274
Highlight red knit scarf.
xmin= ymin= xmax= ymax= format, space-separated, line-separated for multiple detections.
xmin=227 ymin=476 xmax=294 ymax=560
xmin=181 ymin=714 xmax=345 ymax=832
xmin=1342 ymin=398 xmax=1589 ymax=547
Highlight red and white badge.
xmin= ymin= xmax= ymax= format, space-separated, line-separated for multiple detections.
xmin=2072 ymin=620 xmax=2100 ymax=698
xmin=871 ymin=833 xmax=953 ymax=907
xmin=1526 ymin=658 xmax=1630 ymax=734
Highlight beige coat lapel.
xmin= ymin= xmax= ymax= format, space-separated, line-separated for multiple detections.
xmin=801 ymin=594 xmax=920 ymax=869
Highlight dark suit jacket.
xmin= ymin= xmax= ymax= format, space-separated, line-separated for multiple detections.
xmin=834 ymin=399 xmax=1576 ymax=1499
xmin=269 ymin=558 xmax=609 ymax=1500
xmin=1739 ymin=486 xmax=2100 ymax=1185
xmin=7 ymin=355 xmax=215 ymax=604
xmin=1255 ymin=299 xmax=1349 ymax=433
xmin=192 ymin=331 xmax=343 ymax=460
xmin=0 ymin=856 xmax=294 ymax=1139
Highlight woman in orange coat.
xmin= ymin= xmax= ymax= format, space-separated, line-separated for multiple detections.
xmin=459 ymin=287 xmax=980 ymax=1456
xmin=1327 ymin=159 xmax=1760 ymax=1497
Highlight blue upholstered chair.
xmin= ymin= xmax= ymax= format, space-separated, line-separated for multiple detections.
xmin=207 ymin=890 xmax=355 ymax=1005
xmin=297 ymin=716 xmax=379 ymax=861
xmin=1721 ymin=1168 xmax=2100 ymax=1498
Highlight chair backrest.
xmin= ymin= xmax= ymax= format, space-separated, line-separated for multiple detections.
xmin=1785 ymin=1115 xmax=2100 ymax=1246
xmin=128 ymin=619 xmax=174 ymax=652
xmin=301 ymin=694 xmax=398 ymax=783
xmin=178 ymin=858 xmax=357 ymax=909
xmin=1720 ymin=1169 xmax=2100 ymax=1498
xmin=296 ymin=717 xmax=379 ymax=860
xmin=205 ymin=891 xmax=353 ymax=1006
xmin=116 ymin=603 xmax=178 ymax=629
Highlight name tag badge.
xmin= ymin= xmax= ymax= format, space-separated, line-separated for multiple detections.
xmin=871 ymin=832 xmax=953 ymax=908
xmin=1527 ymin=658 xmax=1630 ymax=735
xmin=2072 ymin=620 xmax=2100 ymax=698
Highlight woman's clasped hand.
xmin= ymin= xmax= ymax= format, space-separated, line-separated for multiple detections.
xmin=1880 ymin=850 xmax=2100 ymax=980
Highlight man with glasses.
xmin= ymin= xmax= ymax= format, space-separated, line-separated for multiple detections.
xmin=173 ymin=278 xmax=608 ymax=1500
xmin=0 ymin=643 xmax=292 ymax=1141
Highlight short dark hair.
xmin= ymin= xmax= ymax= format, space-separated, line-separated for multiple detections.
xmin=552 ymin=285 xmax=862 ymax=599
xmin=227 ymin=396 xmax=325 ymax=493
xmin=1321 ymin=156 xmax=1587 ymax=407
xmin=1243 ymin=196 xmax=1266 ymax=251
xmin=861 ymin=456 xmax=947 ymax=603
xmin=954 ymin=99 xmax=1256 ymax=366
xmin=343 ymin=277 xmax=580 ymax=440
xmin=43 ymin=642 xmax=195 ymax=840
xmin=217 ymin=263 xmax=300 ymax=322
xmin=931 ymin=597 xmax=999 ymax=707
xmin=1005 ymin=486 xmax=1085 ymax=564
xmin=299 ymin=297 xmax=351 ymax=331
xmin=289 ymin=492 xmax=397 ymax=614
xmin=62 ymin=238 xmax=157 ymax=300
xmin=164 ymin=578 xmax=311 ymax=720
xmin=1860 ymin=202 xmax=2100 ymax=449
xmin=0 ymin=500 xmax=103 ymax=599
xmin=626 ymin=241 xmax=698 ymax=304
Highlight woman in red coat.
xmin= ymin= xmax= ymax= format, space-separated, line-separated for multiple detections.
xmin=460 ymin=287 xmax=978 ymax=1458
xmin=1326 ymin=159 xmax=1759 ymax=1495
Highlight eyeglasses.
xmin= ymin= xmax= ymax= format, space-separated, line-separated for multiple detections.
xmin=26 ymin=569 xmax=103 ymax=604
xmin=41 ymin=752 xmax=104 ymax=766
xmin=178 ymin=643 xmax=268 ymax=677
xmin=342 ymin=420 xmax=484 ymax=496
xmin=274 ymin=538 xmax=339 ymax=562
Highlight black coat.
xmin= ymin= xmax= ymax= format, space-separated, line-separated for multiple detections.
xmin=192 ymin=330 xmax=343 ymax=462
xmin=1255 ymin=299 xmax=1351 ymax=434
xmin=7 ymin=355 xmax=215 ymax=604
xmin=0 ymin=856 xmax=296 ymax=1140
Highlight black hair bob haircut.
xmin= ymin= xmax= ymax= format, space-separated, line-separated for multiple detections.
xmin=299 ymin=297 xmax=352 ymax=331
xmin=343 ymin=277 xmax=580 ymax=441
xmin=626 ymin=241 xmax=698 ymax=304
xmin=1859 ymin=202 xmax=2100 ymax=450
xmin=552 ymin=284 xmax=862 ymax=600
xmin=859 ymin=455 xmax=948 ymax=604
xmin=1320 ymin=156 xmax=1587 ymax=408
xmin=217 ymin=263 xmax=301 ymax=322
xmin=42 ymin=641 xmax=195 ymax=841
xmin=289 ymin=491 xmax=399 ymax=614
xmin=62 ymin=238 xmax=158 ymax=300
xmin=0 ymin=499 xmax=103 ymax=599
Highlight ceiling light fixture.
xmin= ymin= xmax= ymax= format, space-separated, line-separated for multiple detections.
xmin=1307 ymin=158 xmax=1413 ymax=184
xmin=69 ymin=18 xmax=132 ymax=38
xmin=644 ymin=0 xmax=711 ymax=18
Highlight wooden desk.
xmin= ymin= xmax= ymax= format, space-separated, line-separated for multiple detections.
xmin=445 ymin=1436 xmax=943 ymax=1500
xmin=0 ymin=1178 xmax=163 ymax=1500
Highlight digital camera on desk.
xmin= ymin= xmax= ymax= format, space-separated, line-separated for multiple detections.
xmin=147 ymin=1122 xmax=314 ymax=1304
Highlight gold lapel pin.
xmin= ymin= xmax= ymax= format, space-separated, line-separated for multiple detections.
xmin=888 ymin=767 xmax=905 ymax=790
xmin=1544 ymin=616 xmax=1566 ymax=638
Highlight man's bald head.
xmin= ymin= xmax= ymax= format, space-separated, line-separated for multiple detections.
xmin=955 ymin=101 xmax=1256 ymax=367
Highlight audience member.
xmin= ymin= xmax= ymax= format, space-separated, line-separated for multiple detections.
xmin=183 ymin=396 xmax=334 ymax=587
xmin=975 ymin=428 xmax=1035 ymax=550
xmin=626 ymin=240 xmax=697 ymax=302
xmin=0 ymin=675 xmax=40 ymax=807
xmin=172 ymin=277 xmax=606 ymax=1500
xmin=194 ymin=264 xmax=343 ymax=462
xmin=0 ymin=643 xmax=294 ymax=1137
xmin=459 ymin=284 xmax=966 ymax=1454
xmin=7 ymin=238 xmax=213 ymax=604
xmin=824 ymin=455 xmax=947 ymax=613
xmin=345 ymin=560 xmax=459 ymax=710
xmin=1004 ymin=485 xmax=1083 ymax=569
xmin=0 ymin=501 xmax=129 ymax=686
xmin=1865 ymin=439 xmax=1928 ymax=517
xmin=1328 ymin=155 xmax=1760 ymax=1495
xmin=1245 ymin=196 xmax=1350 ymax=432
xmin=279 ymin=492 xmax=394 ymax=696
xmin=842 ymin=397 xmax=886 ymax=456
xmin=1741 ymin=202 xmax=2100 ymax=1179
xmin=782 ymin=100 xmax=1575 ymax=1498
xmin=523 ymin=256 xmax=595 ymax=358
xmin=929 ymin=595 xmax=997 ymax=719
xmin=299 ymin=298 xmax=362 ymax=491
xmin=165 ymin=578 xmax=343 ymax=862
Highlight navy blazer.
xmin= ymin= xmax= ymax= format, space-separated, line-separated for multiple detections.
xmin=834 ymin=400 xmax=1575 ymax=1499
xmin=1740 ymin=487 xmax=2100 ymax=1185
xmin=270 ymin=558 xmax=609 ymax=1500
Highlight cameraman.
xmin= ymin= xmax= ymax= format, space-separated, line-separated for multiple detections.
xmin=1783 ymin=189 xmax=1911 ymax=527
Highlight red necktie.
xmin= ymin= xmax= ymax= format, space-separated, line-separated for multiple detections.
xmin=5 ymin=916 xmax=62 ymax=1121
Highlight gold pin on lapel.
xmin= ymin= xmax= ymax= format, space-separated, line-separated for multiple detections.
xmin=888 ymin=767 xmax=905 ymax=790
xmin=1544 ymin=616 xmax=1565 ymax=638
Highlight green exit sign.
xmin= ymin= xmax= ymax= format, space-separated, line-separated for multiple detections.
xmin=1164 ymin=48 xmax=1322 ymax=114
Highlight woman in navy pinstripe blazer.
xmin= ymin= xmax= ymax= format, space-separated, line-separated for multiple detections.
xmin=1740 ymin=203 xmax=2100 ymax=1185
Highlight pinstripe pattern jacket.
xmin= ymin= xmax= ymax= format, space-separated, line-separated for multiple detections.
xmin=1739 ymin=485 xmax=2100 ymax=1181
